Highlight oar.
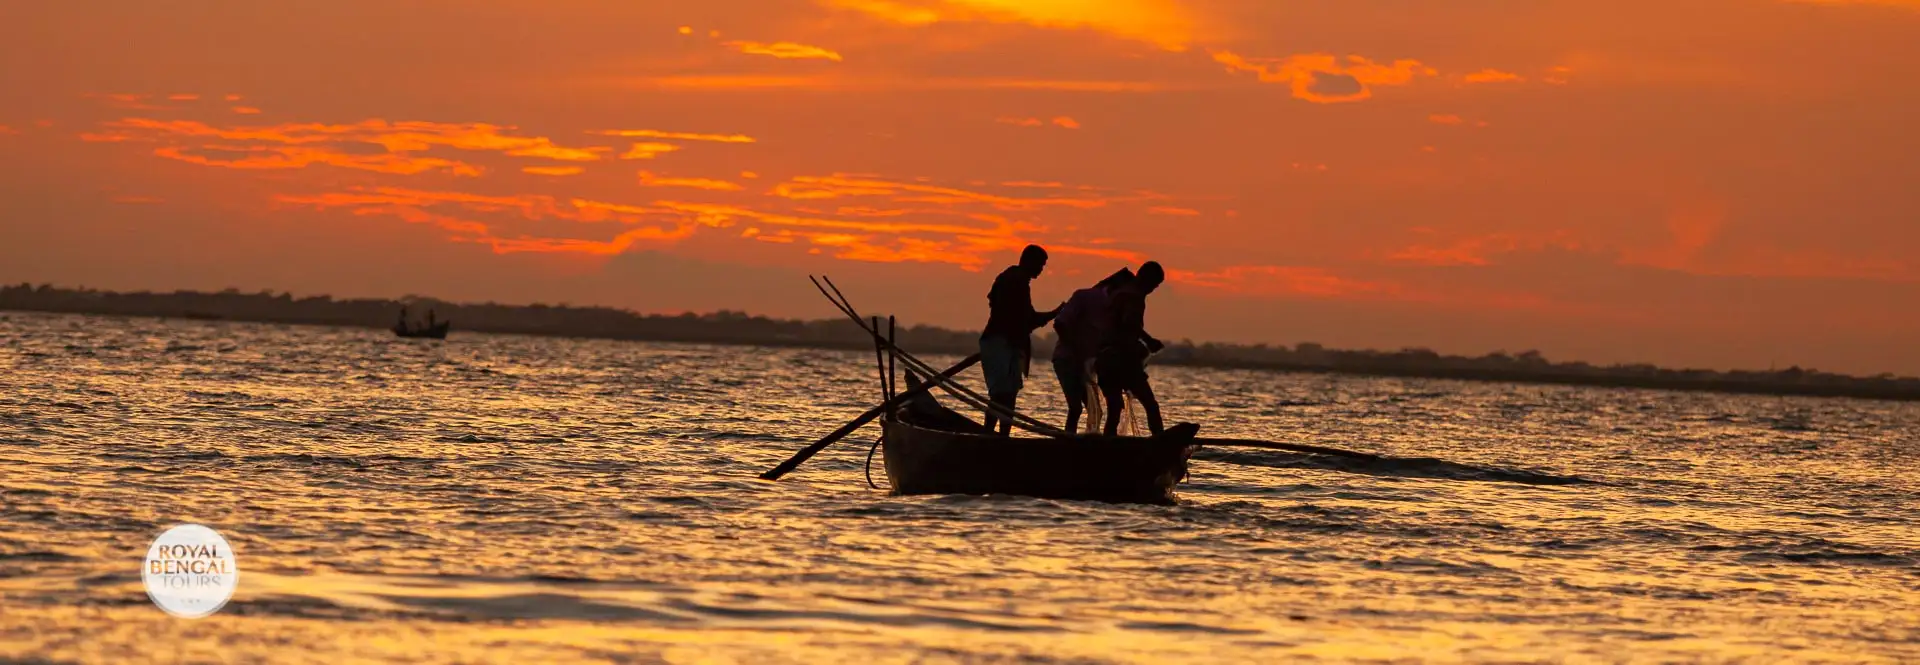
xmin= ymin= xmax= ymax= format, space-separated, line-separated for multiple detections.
xmin=1194 ymin=438 xmax=1382 ymax=461
xmin=759 ymin=353 xmax=981 ymax=481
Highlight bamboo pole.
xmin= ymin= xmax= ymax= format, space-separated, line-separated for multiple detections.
xmin=814 ymin=276 xmax=1069 ymax=438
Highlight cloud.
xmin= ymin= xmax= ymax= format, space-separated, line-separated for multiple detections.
xmin=725 ymin=40 xmax=844 ymax=62
xmin=822 ymin=0 xmax=1202 ymax=51
xmin=1464 ymin=69 xmax=1524 ymax=84
xmin=274 ymin=186 xmax=696 ymax=256
xmin=1211 ymin=51 xmax=1438 ymax=103
xmin=768 ymin=174 xmax=1146 ymax=211
xmin=1784 ymin=0 xmax=1920 ymax=8
xmin=619 ymin=143 xmax=682 ymax=159
xmin=153 ymin=145 xmax=485 ymax=177
xmin=590 ymin=129 xmax=756 ymax=143
xmin=1148 ymin=206 xmax=1200 ymax=216
xmin=995 ymin=116 xmax=1081 ymax=129
xmin=523 ymin=166 xmax=585 ymax=176
xmin=1386 ymin=231 xmax=1587 ymax=267
xmin=0 ymin=125 xmax=17 ymax=136
xmin=622 ymin=75 xmax=1175 ymax=93
xmin=637 ymin=171 xmax=745 ymax=191
xmin=1173 ymin=265 xmax=1408 ymax=299
xmin=84 ymin=117 xmax=615 ymax=172
xmin=1429 ymin=114 xmax=1464 ymax=125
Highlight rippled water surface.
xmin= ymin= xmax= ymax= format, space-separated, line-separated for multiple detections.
xmin=2 ymin=313 xmax=1916 ymax=663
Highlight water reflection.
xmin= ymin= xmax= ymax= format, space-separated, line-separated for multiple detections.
xmin=0 ymin=313 xmax=1916 ymax=662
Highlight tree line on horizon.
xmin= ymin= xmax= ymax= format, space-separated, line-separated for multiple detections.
xmin=4 ymin=282 xmax=1916 ymax=400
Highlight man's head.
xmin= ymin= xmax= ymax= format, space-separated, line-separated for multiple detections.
xmin=1136 ymin=261 xmax=1165 ymax=294
xmin=1018 ymin=244 xmax=1049 ymax=278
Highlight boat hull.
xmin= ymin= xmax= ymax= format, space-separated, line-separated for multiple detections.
xmin=393 ymin=321 xmax=451 ymax=339
xmin=881 ymin=419 xmax=1199 ymax=505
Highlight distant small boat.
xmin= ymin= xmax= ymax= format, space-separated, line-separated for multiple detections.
xmin=881 ymin=374 xmax=1200 ymax=505
xmin=392 ymin=320 xmax=450 ymax=339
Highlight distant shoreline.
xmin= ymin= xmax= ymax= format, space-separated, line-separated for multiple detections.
xmin=4 ymin=283 xmax=1917 ymax=403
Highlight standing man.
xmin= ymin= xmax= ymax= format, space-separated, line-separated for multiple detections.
xmin=980 ymin=244 xmax=1061 ymax=435
xmin=1095 ymin=261 xmax=1167 ymax=436
xmin=1052 ymin=268 xmax=1133 ymax=434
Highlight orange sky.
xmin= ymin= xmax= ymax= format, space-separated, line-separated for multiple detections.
xmin=1 ymin=1 xmax=1917 ymax=374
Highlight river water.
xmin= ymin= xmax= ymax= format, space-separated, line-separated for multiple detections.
xmin=1 ymin=312 xmax=1915 ymax=663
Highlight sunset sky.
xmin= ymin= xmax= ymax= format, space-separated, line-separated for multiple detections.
xmin=2 ymin=1 xmax=1917 ymax=374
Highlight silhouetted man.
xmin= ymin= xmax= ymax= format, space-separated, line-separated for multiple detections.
xmin=1095 ymin=261 xmax=1167 ymax=436
xmin=980 ymin=244 xmax=1060 ymax=435
xmin=1052 ymin=268 xmax=1133 ymax=434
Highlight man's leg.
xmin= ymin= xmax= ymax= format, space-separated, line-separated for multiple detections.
xmin=1129 ymin=378 xmax=1164 ymax=436
xmin=981 ymin=337 xmax=1005 ymax=432
xmin=996 ymin=391 xmax=1018 ymax=436
xmin=1055 ymin=357 xmax=1085 ymax=434
xmin=1100 ymin=379 xmax=1128 ymax=436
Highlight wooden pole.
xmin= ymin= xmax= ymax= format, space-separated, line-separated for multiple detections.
xmin=760 ymin=354 xmax=982 ymax=481
xmin=871 ymin=316 xmax=888 ymax=404
xmin=887 ymin=315 xmax=897 ymax=400
xmin=813 ymin=276 xmax=1068 ymax=438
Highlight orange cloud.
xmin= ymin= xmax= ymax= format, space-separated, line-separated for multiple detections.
xmin=232 ymin=106 xmax=263 ymax=115
xmin=590 ymin=129 xmax=756 ymax=144
xmin=275 ymin=186 xmax=696 ymax=256
xmin=523 ymin=166 xmax=585 ymax=176
xmin=168 ymin=94 xmax=200 ymax=101
xmin=1429 ymin=114 xmax=1465 ymax=125
xmin=1464 ymin=69 xmax=1524 ymax=84
xmin=619 ymin=143 xmax=682 ymax=160
xmin=1786 ymin=0 xmax=1920 ymax=8
xmin=87 ymin=118 xmax=613 ymax=167
xmin=625 ymin=75 xmax=1173 ymax=93
xmin=996 ymin=116 xmax=1080 ymax=129
xmin=85 ymin=93 xmax=168 ymax=111
xmin=1211 ymin=51 xmax=1438 ymax=103
xmin=637 ymin=171 xmax=745 ymax=191
xmin=1387 ymin=231 xmax=1586 ymax=267
xmin=1148 ymin=206 xmax=1199 ymax=216
xmin=725 ymin=40 xmax=844 ymax=62
xmin=0 ymin=125 xmax=17 ymax=136
xmin=768 ymin=174 xmax=1136 ymax=211
xmin=1173 ymin=265 xmax=1407 ymax=299
xmin=823 ymin=0 xmax=1201 ymax=51
xmin=153 ymin=145 xmax=485 ymax=177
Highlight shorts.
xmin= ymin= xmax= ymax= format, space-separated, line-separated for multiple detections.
xmin=980 ymin=335 xmax=1027 ymax=397
xmin=1053 ymin=357 xmax=1092 ymax=406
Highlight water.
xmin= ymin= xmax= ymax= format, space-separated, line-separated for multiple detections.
xmin=1 ymin=312 xmax=1915 ymax=663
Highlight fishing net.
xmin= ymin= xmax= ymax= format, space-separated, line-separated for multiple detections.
xmin=1080 ymin=362 xmax=1147 ymax=437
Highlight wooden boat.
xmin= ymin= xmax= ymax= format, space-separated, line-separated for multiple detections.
xmin=880 ymin=379 xmax=1201 ymax=505
xmin=393 ymin=320 xmax=450 ymax=339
